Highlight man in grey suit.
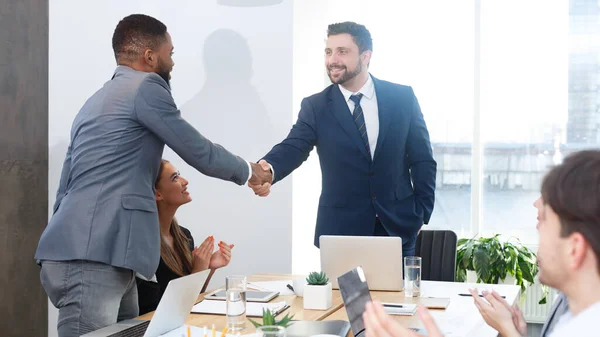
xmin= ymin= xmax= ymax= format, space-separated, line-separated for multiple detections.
xmin=35 ymin=14 xmax=271 ymax=337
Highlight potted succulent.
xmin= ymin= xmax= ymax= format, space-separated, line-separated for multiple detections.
xmin=249 ymin=308 xmax=294 ymax=328
xmin=303 ymin=271 xmax=332 ymax=310
xmin=456 ymin=234 xmax=548 ymax=304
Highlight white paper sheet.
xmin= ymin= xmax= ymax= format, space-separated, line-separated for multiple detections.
xmin=157 ymin=325 xmax=255 ymax=337
xmin=191 ymin=300 xmax=288 ymax=317
xmin=247 ymin=280 xmax=294 ymax=295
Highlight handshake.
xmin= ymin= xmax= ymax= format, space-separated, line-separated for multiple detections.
xmin=248 ymin=160 xmax=273 ymax=197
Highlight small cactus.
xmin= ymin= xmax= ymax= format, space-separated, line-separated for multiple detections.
xmin=306 ymin=271 xmax=329 ymax=285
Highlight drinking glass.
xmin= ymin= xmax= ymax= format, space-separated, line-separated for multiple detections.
xmin=404 ymin=256 xmax=421 ymax=297
xmin=226 ymin=275 xmax=247 ymax=331
xmin=256 ymin=326 xmax=286 ymax=337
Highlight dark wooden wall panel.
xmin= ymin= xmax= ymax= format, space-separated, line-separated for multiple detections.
xmin=0 ymin=1 xmax=49 ymax=336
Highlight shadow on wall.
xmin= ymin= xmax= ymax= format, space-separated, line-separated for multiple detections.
xmin=174 ymin=29 xmax=287 ymax=276
xmin=217 ymin=0 xmax=283 ymax=7
xmin=181 ymin=28 xmax=275 ymax=161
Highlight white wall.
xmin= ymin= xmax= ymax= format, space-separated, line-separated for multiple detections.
xmin=48 ymin=1 xmax=292 ymax=336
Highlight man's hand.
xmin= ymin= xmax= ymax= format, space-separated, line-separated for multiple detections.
xmin=248 ymin=160 xmax=272 ymax=197
xmin=470 ymin=288 xmax=523 ymax=337
xmin=363 ymin=302 xmax=443 ymax=337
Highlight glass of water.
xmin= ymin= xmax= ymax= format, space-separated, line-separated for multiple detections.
xmin=226 ymin=275 xmax=247 ymax=331
xmin=404 ymin=256 xmax=421 ymax=297
xmin=256 ymin=326 xmax=286 ymax=337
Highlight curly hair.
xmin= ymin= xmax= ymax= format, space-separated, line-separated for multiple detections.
xmin=327 ymin=21 xmax=373 ymax=53
xmin=112 ymin=14 xmax=167 ymax=63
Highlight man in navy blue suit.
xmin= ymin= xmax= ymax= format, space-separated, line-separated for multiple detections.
xmin=250 ymin=22 xmax=436 ymax=257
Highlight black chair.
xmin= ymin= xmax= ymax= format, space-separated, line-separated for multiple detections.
xmin=415 ymin=230 xmax=458 ymax=282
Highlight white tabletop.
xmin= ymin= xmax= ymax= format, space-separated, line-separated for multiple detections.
xmin=419 ymin=280 xmax=521 ymax=337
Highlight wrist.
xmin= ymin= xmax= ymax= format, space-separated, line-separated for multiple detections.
xmin=499 ymin=326 xmax=522 ymax=337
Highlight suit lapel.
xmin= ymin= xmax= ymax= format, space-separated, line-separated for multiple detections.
xmin=373 ymin=77 xmax=392 ymax=162
xmin=328 ymin=86 xmax=371 ymax=161
xmin=541 ymin=295 xmax=564 ymax=336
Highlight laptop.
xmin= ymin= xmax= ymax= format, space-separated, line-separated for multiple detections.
xmin=320 ymin=235 xmax=403 ymax=291
xmin=82 ymin=269 xmax=210 ymax=337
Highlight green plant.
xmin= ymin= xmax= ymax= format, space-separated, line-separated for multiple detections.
xmin=306 ymin=271 xmax=329 ymax=285
xmin=456 ymin=234 xmax=548 ymax=304
xmin=249 ymin=308 xmax=294 ymax=328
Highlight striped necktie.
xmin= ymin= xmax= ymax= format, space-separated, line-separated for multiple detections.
xmin=350 ymin=93 xmax=370 ymax=153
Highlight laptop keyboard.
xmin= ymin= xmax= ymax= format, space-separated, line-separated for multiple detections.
xmin=107 ymin=321 xmax=150 ymax=337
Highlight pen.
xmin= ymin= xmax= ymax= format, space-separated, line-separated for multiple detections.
xmin=212 ymin=324 xmax=215 ymax=337
xmin=220 ymin=327 xmax=228 ymax=337
xmin=383 ymin=304 xmax=404 ymax=308
xmin=458 ymin=293 xmax=505 ymax=298
xmin=187 ymin=326 xmax=191 ymax=337
xmin=286 ymin=284 xmax=294 ymax=292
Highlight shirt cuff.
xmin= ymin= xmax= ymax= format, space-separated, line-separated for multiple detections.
xmin=246 ymin=161 xmax=252 ymax=184
xmin=268 ymin=163 xmax=275 ymax=182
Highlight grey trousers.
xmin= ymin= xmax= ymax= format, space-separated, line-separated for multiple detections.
xmin=40 ymin=260 xmax=139 ymax=337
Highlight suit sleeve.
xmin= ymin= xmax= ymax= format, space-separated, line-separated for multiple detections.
xmin=134 ymin=74 xmax=249 ymax=185
xmin=262 ymin=97 xmax=318 ymax=184
xmin=406 ymin=88 xmax=437 ymax=224
xmin=53 ymin=143 xmax=72 ymax=213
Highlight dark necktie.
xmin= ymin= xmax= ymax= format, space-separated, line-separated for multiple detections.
xmin=350 ymin=93 xmax=370 ymax=154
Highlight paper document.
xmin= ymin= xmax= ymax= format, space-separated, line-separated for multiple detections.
xmin=158 ymin=325 xmax=204 ymax=337
xmin=192 ymin=300 xmax=288 ymax=317
xmin=382 ymin=303 xmax=417 ymax=316
xmin=158 ymin=325 xmax=251 ymax=337
xmin=247 ymin=280 xmax=294 ymax=295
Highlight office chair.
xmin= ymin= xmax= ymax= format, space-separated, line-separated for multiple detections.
xmin=415 ymin=230 xmax=458 ymax=282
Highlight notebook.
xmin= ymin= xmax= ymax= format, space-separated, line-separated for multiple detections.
xmin=381 ymin=303 xmax=417 ymax=316
xmin=401 ymin=297 xmax=451 ymax=309
xmin=191 ymin=300 xmax=289 ymax=317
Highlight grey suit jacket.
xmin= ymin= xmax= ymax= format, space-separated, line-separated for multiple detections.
xmin=541 ymin=292 xmax=569 ymax=337
xmin=35 ymin=66 xmax=249 ymax=278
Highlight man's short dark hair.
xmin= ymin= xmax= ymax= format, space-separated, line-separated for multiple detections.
xmin=327 ymin=21 xmax=373 ymax=53
xmin=112 ymin=14 xmax=167 ymax=63
xmin=542 ymin=150 xmax=600 ymax=274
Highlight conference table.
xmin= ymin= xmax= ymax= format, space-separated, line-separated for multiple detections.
xmin=136 ymin=273 xmax=521 ymax=337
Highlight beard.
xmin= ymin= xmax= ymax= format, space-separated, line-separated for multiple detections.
xmin=156 ymin=57 xmax=172 ymax=87
xmin=327 ymin=60 xmax=362 ymax=85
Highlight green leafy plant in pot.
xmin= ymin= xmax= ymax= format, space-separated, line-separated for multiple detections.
xmin=249 ymin=308 xmax=294 ymax=328
xmin=306 ymin=271 xmax=329 ymax=286
xmin=456 ymin=234 xmax=548 ymax=304
xmin=303 ymin=271 xmax=332 ymax=310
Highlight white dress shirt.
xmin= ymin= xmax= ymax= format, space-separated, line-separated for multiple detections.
xmin=246 ymin=161 xmax=252 ymax=183
xmin=549 ymin=301 xmax=600 ymax=337
xmin=338 ymin=74 xmax=379 ymax=158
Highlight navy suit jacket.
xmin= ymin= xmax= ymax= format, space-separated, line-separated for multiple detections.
xmin=263 ymin=75 xmax=436 ymax=247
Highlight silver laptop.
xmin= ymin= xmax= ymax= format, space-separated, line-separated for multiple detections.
xmin=82 ymin=269 xmax=210 ymax=337
xmin=320 ymin=235 xmax=403 ymax=291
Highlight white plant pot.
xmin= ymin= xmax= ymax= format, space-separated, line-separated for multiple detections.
xmin=466 ymin=270 xmax=516 ymax=286
xmin=303 ymin=283 xmax=332 ymax=310
xmin=466 ymin=270 xmax=477 ymax=283
xmin=501 ymin=275 xmax=516 ymax=285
